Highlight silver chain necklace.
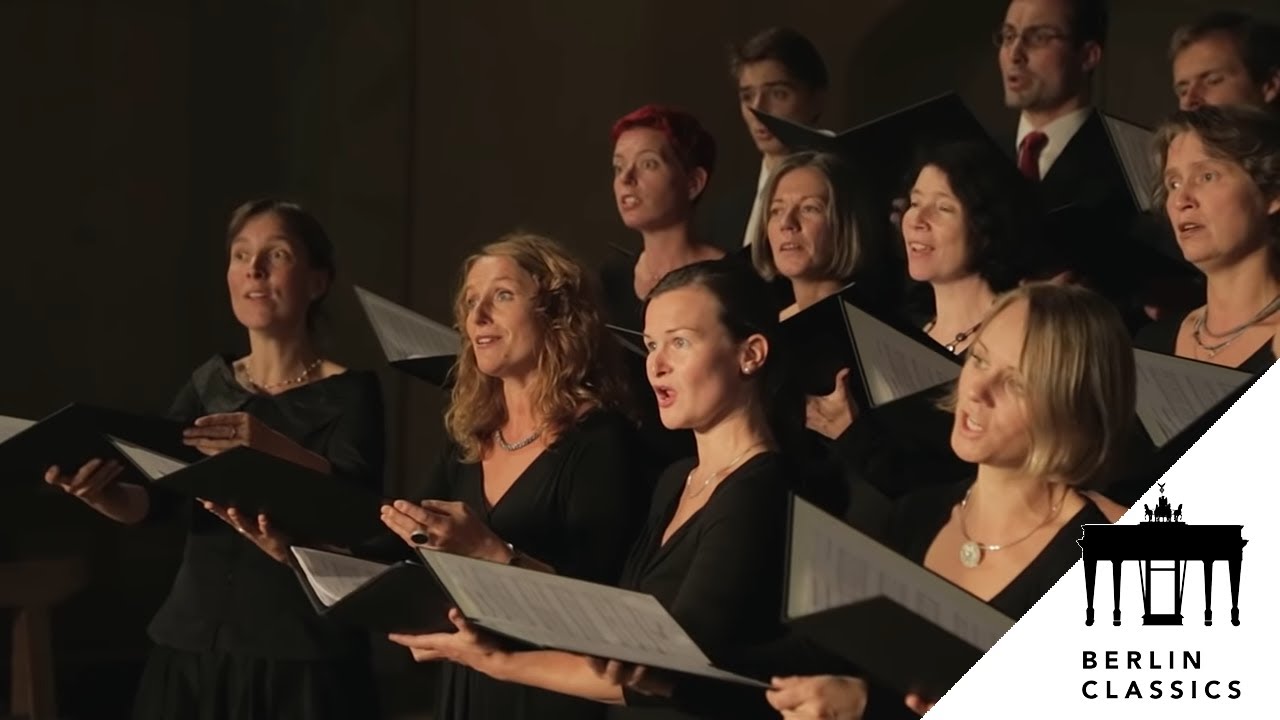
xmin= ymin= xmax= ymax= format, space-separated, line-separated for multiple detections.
xmin=684 ymin=444 xmax=764 ymax=499
xmin=495 ymin=427 xmax=543 ymax=452
xmin=958 ymin=485 xmax=1065 ymax=569
xmin=1191 ymin=293 xmax=1280 ymax=358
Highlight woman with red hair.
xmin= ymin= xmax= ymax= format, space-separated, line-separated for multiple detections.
xmin=602 ymin=104 xmax=726 ymax=330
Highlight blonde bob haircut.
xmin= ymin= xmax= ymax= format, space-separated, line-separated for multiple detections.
xmin=445 ymin=232 xmax=627 ymax=462
xmin=751 ymin=152 xmax=864 ymax=282
xmin=944 ymin=283 xmax=1135 ymax=489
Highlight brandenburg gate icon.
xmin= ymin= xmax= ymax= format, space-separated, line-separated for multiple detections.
xmin=1077 ymin=485 xmax=1246 ymax=626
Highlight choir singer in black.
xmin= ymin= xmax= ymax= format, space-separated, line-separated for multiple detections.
xmin=45 ymin=199 xmax=386 ymax=719
xmin=1137 ymin=104 xmax=1280 ymax=371
xmin=768 ymin=283 xmax=1131 ymax=719
xmin=750 ymin=151 xmax=887 ymax=320
xmin=389 ymin=260 xmax=828 ymax=719
xmin=379 ymin=233 xmax=648 ymax=720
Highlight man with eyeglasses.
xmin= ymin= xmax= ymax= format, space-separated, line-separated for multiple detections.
xmin=1170 ymin=11 xmax=1280 ymax=113
xmin=994 ymin=0 xmax=1198 ymax=332
xmin=995 ymin=0 xmax=1105 ymax=187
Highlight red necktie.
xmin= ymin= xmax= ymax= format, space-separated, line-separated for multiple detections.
xmin=1018 ymin=131 xmax=1049 ymax=181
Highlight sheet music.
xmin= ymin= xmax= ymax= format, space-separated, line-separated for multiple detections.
xmin=1102 ymin=114 xmax=1156 ymax=211
xmin=108 ymin=437 xmax=189 ymax=480
xmin=841 ymin=302 xmax=960 ymax=407
xmin=1134 ymin=350 xmax=1251 ymax=447
xmin=291 ymin=547 xmax=390 ymax=607
xmin=418 ymin=548 xmax=764 ymax=685
xmin=0 ymin=415 xmax=34 ymax=443
xmin=787 ymin=496 xmax=1013 ymax=651
xmin=354 ymin=286 xmax=460 ymax=361
xmin=606 ymin=324 xmax=647 ymax=357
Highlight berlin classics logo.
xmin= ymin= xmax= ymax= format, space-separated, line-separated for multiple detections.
xmin=1074 ymin=485 xmax=1247 ymax=701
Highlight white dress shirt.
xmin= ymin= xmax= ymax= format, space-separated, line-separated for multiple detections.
xmin=1016 ymin=106 xmax=1092 ymax=180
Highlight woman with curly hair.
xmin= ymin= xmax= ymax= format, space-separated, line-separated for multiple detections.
xmin=379 ymin=232 xmax=648 ymax=720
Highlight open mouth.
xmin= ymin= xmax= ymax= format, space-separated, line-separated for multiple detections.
xmin=654 ymin=385 xmax=677 ymax=408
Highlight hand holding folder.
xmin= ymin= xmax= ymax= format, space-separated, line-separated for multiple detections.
xmin=110 ymin=438 xmax=385 ymax=547
xmin=0 ymin=403 xmax=197 ymax=491
xmin=782 ymin=286 xmax=961 ymax=410
xmin=290 ymin=545 xmax=769 ymax=688
xmin=784 ymin=495 xmax=1013 ymax=700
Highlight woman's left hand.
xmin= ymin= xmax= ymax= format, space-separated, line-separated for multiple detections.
xmin=183 ymin=412 xmax=292 ymax=458
xmin=380 ymin=499 xmax=510 ymax=562
xmin=806 ymin=368 xmax=857 ymax=440
xmin=201 ymin=500 xmax=292 ymax=563
xmin=388 ymin=608 xmax=506 ymax=674
xmin=767 ymin=675 xmax=868 ymax=719
xmin=586 ymin=657 xmax=675 ymax=698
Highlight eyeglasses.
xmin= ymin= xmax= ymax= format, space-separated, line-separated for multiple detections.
xmin=992 ymin=25 xmax=1071 ymax=50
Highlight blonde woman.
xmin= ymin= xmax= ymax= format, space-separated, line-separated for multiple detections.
xmin=751 ymin=151 xmax=890 ymax=319
xmin=379 ymin=233 xmax=647 ymax=720
xmin=769 ymin=283 xmax=1134 ymax=718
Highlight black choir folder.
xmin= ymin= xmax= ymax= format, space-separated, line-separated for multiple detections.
xmin=0 ymin=403 xmax=196 ymax=487
xmin=752 ymin=93 xmax=998 ymax=200
xmin=290 ymin=546 xmax=770 ymax=689
xmin=780 ymin=285 xmax=961 ymax=406
xmin=1133 ymin=349 xmax=1252 ymax=449
xmin=354 ymin=285 xmax=460 ymax=388
xmin=108 ymin=438 xmax=384 ymax=546
xmin=784 ymin=495 xmax=1013 ymax=700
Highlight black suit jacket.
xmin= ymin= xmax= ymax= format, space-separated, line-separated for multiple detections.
xmin=1022 ymin=112 xmax=1201 ymax=332
xmin=699 ymin=177 xmax=758 ymax=255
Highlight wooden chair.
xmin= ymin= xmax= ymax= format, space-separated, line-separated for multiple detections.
xmin=0 ymin=557 xmax=87 ymax=720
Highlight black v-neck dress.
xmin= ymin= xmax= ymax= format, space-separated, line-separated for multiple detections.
xmin=607 ymin=452 xmax=800 ymax=720
xmin=886 ymin=480 xmax=1108 ymax=619
xmin=423 ymin=409 xmax=650 ymax=720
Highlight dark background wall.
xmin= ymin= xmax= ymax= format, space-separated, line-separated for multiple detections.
xmin=2 ymin=1 xmax=1277 ymax=716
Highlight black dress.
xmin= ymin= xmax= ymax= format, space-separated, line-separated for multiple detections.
xmin=133 ymin=355 xmax=385 ymax=720
xmin=426 ymin=409 xmax=650 ymax=720
xmin=1135 ymin=314 xmax=1277 ymax=374
xmin=886 ymin=481 xmax=1108 ymax=619
xmin=608 ymin=452 xmax=825 ymax=720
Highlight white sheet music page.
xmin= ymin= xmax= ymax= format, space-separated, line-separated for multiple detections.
xmin=354 ymin=286 xmax=459 ymax=361
xmin=291 ymin=547 xmax=390 ymax=607
xmin=841 ymin=302 xmax=960 ymax=407
xmin=0 ymin=415 xmax=35 ymax=443
xmin=606 ymin=324 xmax=646 ymax=357
xmin=417 ymin=548 xmax=767 ymax=685
xmin=787 ymin=496 xmax=1012 ymax=652
xmin=108 ymin=437 xmax=189 ymax=480
xmin=1133 ymin=349 xmax=1251 ymax=447
xmin=1102 ymin=114 xmax=1156 ymax=211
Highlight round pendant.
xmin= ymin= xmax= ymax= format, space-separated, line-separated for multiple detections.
xmin=959 ymin=541 xmax=984 ymax=569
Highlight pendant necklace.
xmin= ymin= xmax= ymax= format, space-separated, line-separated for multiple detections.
xmin=958 ymin=486 xmax=1065 ymax=569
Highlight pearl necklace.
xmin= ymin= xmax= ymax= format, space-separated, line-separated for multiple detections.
xmin=239 ymin=357 xmax=324 ymax=391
